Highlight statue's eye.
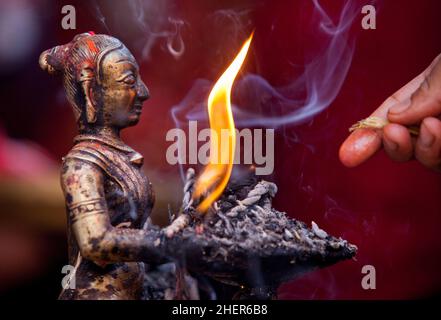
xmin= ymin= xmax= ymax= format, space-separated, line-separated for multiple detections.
xmin=122 ymin=74 xmax=136 ymax=85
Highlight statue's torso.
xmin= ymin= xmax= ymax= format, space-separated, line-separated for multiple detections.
xmin=60 ymin=135 xmax=154 ymax=300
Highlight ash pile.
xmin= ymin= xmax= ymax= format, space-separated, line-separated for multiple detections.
xmin=165 ymin=169 xmax=357 ymax=292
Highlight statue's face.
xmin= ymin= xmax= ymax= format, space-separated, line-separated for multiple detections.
xmin=99 ymin=47 xmax=149 ymax=128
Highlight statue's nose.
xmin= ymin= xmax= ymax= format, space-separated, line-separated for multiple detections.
xmin=137 ymin=81 xmax=150 ymax=101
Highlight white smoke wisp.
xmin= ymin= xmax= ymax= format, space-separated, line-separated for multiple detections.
xmin=91 ymin=0 xmax=186 ymax=61
xmin=171 ymin=0 xmax=362 ymax=130
xmin=91 ymin=0 xmax=110 ymax=32
xmin=128 ymin=0 xmax=185 ymax=61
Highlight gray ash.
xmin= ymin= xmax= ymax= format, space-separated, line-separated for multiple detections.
xmin=169 ymin=177 xmax=357 ymax=289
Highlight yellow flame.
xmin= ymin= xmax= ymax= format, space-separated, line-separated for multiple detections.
xmin=192 ymin=33 xmax=253 ymax=213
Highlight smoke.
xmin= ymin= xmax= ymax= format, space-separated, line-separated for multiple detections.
xmin=85 ymin=0 xmax=371 ymax=299
xmin=91 ymin=0 xmax=185 ymax=61
xmin=171 ymin=0 xmax=361 ymax=130
xmin=169 ymin=0 xmax=364 ymax=182
xmin=91 ymin=0 xmax=109 ymax=32
xmin=87 ymin=0 xmax=366 ymax=151
xmin=210 ymin=8 xmax=254 ymax=43
xmin=128 ymin=0 xmax=185 ymax=61
xmin=165 ymin=18 xmax=185 ymax=59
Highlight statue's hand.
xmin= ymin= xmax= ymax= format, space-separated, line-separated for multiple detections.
xmin=164 ymin=213 xmax=191 ymax=238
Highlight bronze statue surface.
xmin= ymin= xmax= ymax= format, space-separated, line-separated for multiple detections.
xmin=40 ymin=33 xmax=167 ymax=299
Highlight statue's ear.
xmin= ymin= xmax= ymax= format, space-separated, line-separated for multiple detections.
xmin=78 ymin=63 xmax=97 ymax=123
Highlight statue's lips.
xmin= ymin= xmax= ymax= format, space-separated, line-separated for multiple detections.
xmin=133 ymin=104 xmax=143 ymax=115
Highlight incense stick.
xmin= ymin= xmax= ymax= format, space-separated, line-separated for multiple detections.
xmin=349 ymin=116 xmax=420 ymax=136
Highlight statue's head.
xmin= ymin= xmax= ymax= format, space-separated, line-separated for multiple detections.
xmin=39 ymin=32 xmax=149 ymax=131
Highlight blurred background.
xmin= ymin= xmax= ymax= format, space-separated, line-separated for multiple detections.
xmin=0 ymin=0 xmax=441 ymax=299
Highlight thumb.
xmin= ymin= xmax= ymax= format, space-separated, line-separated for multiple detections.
xmin=388 ymin=55 xmax=441 ymax=125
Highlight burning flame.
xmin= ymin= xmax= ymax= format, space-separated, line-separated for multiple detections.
xmin=192 ymin=33 xmax=253 ymax=213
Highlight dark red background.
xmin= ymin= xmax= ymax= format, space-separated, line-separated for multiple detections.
xmin=1 ymin=0 xmax=440 ymax=299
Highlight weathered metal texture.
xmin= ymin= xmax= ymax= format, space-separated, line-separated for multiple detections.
xmin=40 ymin=33 xmax=166 ymax=300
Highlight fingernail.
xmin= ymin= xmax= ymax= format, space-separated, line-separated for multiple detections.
xmin=421 ymin=125 xmax=435 ymax=147
xmin=389 ymin=103 xmax=409 ymax=115
xmin=383 ymin=138 xmax=398 ymax=151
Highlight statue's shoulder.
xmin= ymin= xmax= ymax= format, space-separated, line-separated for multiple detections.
xmin=61 ymin=140 xmax=109 ymax=179
xmin=63 ymin=137 xmax=113 ymax=170
xmin=61 ymin=151 xmax=101 ymax=177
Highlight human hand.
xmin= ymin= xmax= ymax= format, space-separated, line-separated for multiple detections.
xmin=339 ymin=54 xmax=441 ymax=171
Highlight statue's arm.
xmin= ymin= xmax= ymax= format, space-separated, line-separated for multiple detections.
xmin=61 ymin=158 xmax=169 ymax=264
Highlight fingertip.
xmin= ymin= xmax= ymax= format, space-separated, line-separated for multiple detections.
xmin=415 ymin=117 xmax=441 ymax=170
xmin=388 ymin=93 xmax=441 ymax=125
xmin=387 ymin=100 xmax=414 ymax=125
xmin=383 ymin=123 xmax=413 ymax=162
xmin=422 ymin=117 xmax=441 ymax=133
xmin=339 ymin=142 xmax=357 ymax=168
xmin=383 ymin=123 xmax=412 ymax=146
xmin=388 ymin=100 xmax=410 ymax=117
xmin=339 ymin=129 xmax=382 ymax=167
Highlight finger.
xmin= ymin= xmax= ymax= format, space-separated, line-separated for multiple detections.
xmin=415 ymin=117 xmax=441 ymax=171
xmin=388 ymin=54 xmax=441 ymax=125
xmin=339 ymin=128 xmax=381 ymax=167
xmin=339 ymin=55 xmax=441 ymax=167
xmin=339 ymin=55 xmax=441 ymax=168
xmin=374 ymin=70 xmax=428 ymax=118
xmin=382 ymin=123 xmax=413 ymax=162
xmin=340 ymin=72 xmax=425 ymax=167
